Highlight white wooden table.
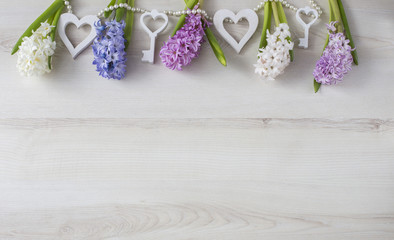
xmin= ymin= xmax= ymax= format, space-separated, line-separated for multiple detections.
xmin=1 ymin=0 xmax=393 ymax=239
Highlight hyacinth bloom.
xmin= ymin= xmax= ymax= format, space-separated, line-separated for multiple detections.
xmin=313 ymin=22 xmax=353 ymax=85
xmin=313 ymin=0 xmax=357 ymax=92
xmin=160 ymin=8 xmax=206 ymax=71
xmin=254 ymin=23 xmax=294 ymax=80
xmin=16 ymin=22 xmax=56 ymax=77
xmin=92 ymin=20 xmax=127 ymax=80
xmin=256 ymin=1 xmax=294 ymax=80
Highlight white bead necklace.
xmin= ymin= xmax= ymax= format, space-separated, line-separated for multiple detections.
xmin=63 ymin=0 xmax=323 ymax=23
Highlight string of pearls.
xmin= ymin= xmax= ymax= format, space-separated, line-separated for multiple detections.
xmin=253 ymin=0 xmax=323 ymax=17
xmin=63 ymin=0 xmax=73 ymax=14
xmin=96 ymin=3 xmax=212 ymax=20
xmin=63 ymin=0 xmax=323 ymax=23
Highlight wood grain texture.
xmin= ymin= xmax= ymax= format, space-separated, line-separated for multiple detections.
xmin=1 ymin=118 xmax=394 ymax=239
xmin=0 ymin=0 xmax=394 ymax=239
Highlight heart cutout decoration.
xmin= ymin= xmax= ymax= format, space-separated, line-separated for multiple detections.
xmin=58 ymin=13 xmax=99 ymax=59
xmin=140 ymin=9 xmax=169 ymax=63
xmin=140 ymin=9 xmax=168 ymax=37
xmin=213 ymin=9 xmax=258 ymax=54
xmin=296 ymin=6 xmax=318 ymax=28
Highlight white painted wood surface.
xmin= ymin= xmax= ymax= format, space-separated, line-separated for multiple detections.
xmin=0 ymin=0 xmax=394 ymax=239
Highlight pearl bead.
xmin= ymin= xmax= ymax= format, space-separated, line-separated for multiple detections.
xmin=67 ymin=5 xmax=72 ymax=10
xmin=192 ymin=9 xmax=197 ymax=14
xmin=253 ymin=7 xmax=258 ymax=12
xmin=114 ymin=4 xmax=118 ymax=9
xmin=104 ymin=7 xmax=109 ymax=12
xmin=64 ymin=1 xmax=69 ymax=6
xmin=109 ymin=6 xmax=114 ymax=10
xmin=131 ymin=7 xmax=135 ymax=11
xmin=197 ymin=9 xmax=201 ymax=14
xmin=186 ymin=10 xmax=191 ymax=14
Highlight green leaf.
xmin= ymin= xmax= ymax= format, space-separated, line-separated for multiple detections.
xmin=104 ymin=0 xmax=116 ymax=18
xmin=172 ymin=0 xmax=199 ymax=36
xmin=48 ymin=5 xmax=64 ymax=70
xmin=116 ymin=0 xmax=127 ymax=22
xmin=124 ymin=0 xmax=134 ymax=49
xmin=11 ymin=0 xmax=64 ymax=55
xmin=259 ymin=2 xmax=271 ymax=49
xmin=337 ymin=0 xmax=358 ymax=65
xmin=314 ymin=79 xmax=321 ymax=93
xmin=204 ymin=27 xmax=227 ymax=66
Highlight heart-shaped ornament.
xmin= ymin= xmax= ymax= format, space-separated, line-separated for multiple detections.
xmin=140 ymin=9 xmax=169 ymax=63
xmin=295 ymin=7 xmax=318 ymax=48
xmin=296 ymin=7 xmax=318 ymax=28
xmin=213 ymin=9 xmax=258 ymax=54
xmin=58 ymin=13 xmax=99 ymax=59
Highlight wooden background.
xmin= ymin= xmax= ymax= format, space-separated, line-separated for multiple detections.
xmin=1 ymin=0 xmax=394 ymax=239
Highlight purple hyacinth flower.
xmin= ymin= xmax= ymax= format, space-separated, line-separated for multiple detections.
xmin=160 ymin=6 xmax=207 ymax=71
xmin=92 ymin=20 xmax=127 ymax=80
xmin=313 ymin=21 xmax=354 ymax=85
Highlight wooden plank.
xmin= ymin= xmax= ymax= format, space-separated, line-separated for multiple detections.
xmin=0 ymin=118 xmax=394 ymax=239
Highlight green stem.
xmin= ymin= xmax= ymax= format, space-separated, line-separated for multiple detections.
xmin=11 ymin=0 xmax=64 ymax=55
xmin=271 ymin=1 xmax=280 ymax=27
xmin=204 ymin=27 xmax=227 ymax=66
xmin=259 ymin=2 xmax=271 ymax=49
xmin=48 ymin=5 xmax=64 ymax=70
xmin=173 ymin=0 xmax=199 ymax=36
xmin=337 ymin=0 xmax=358 ymax=65
xmin=104 ymin=0 xmax=117 ymax=18
xmin=50 ymin=6 xmax=64 ymax=41
xmin=329 ymin=0 xmax=343 ymax=32
xmin=124 ymin=0 xmax=134 ymax=49
xmin=47 ymin=14 xmax=55 ymax=26
xmin=116 ymin=0 xmax=127 ymax=21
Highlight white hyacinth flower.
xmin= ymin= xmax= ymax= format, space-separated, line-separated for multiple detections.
xmin=254 ymin=23 xmax=294 ymax=81
xmin=16 ymin=22 xmax=56 ymax=77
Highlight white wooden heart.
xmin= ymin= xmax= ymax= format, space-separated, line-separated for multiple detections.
xmin=140 ymin=9 xmax=169 ymax=63
xmin=213 ymin=9 xmax=258 ymax=54
xmin=58 ymin=13 xmax=99 ymax=59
